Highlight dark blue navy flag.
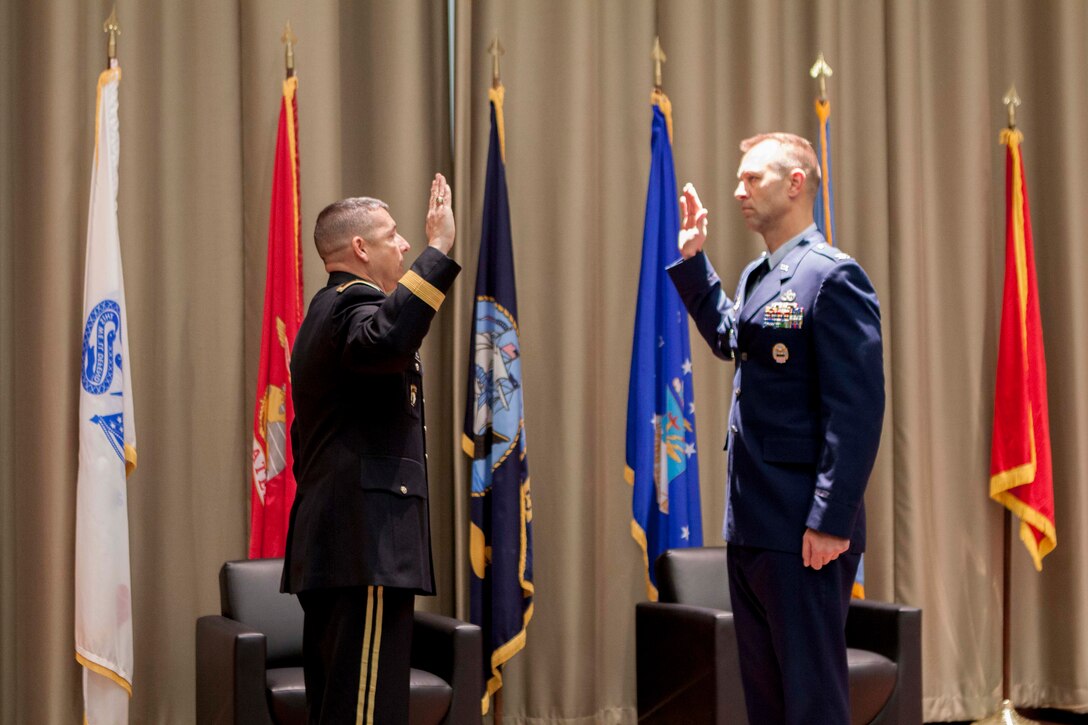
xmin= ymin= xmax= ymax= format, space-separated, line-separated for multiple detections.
xmin=462 ymin=84 xmax=533 ymax=715
xmin=626 ymin=91 xmax=702 ymax=601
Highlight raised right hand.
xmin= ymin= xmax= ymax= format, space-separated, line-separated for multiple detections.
xmin=678 ymin=182 xmax=709 ymax=259
xmin=425 ymin=173 xmax=455 ymax=255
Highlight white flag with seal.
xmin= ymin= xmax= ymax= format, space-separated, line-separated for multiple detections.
xmin=75 ymin=65 xmax=136 ymax=724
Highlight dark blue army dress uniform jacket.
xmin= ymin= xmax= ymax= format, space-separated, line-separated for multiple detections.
xmin=668 ymin=231 xmax=884 ymax=554
xmin=282 ymin=247 xmax=460 ymax=595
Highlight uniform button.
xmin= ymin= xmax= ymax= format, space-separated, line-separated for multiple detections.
xmin=734 ymin=387 xmax=741 ymax=397
xmin=423 ymin=425 xmax=428 ymax=433
xmin=399 ymin=485 xmax=408 ymax=494
xmin=731 ymin=424 xmax=739 ymax=433
xmin=415 ymin=362 xmax=420 ymax=371
xmin=740 ymin=352 xmax=749 ymax=361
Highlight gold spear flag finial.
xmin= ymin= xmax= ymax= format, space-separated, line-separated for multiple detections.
xmin=810 ymin=52 xmax=833 ymax=101
xmin=652 ymin=36 xmax=666 ymax=90
xmin=1003 ymin=84 xmax=1021 ymax=129
xmin=282 ymin=22 xmax=298 ymax=77
xmin=488 ymin=34 xmax=504 ymax=89
xmin=104 ymin=5 xmax=120 ymax=68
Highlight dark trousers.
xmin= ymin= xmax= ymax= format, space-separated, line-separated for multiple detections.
xmin=298 ymin=586 xmax=414 ymax=725
xmin=727 ymin=544 xmax=860 ymax=725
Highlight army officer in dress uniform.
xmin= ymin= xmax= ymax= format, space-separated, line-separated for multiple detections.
xmin=282 ymin=174 xmax=459 ymax=725
xmin=667 ymin=134 xmax=884 ymax=724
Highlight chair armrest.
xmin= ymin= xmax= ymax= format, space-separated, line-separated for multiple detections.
xmin=411 ymin=611 xmax=482 ymax=725
xmin=196 ymin=615 xmax=273 ymax=725
xmin=845 ymin=600 xmax=916 ymax=660
xmin=846 ymin=600 xmax=922 ymax=725
xmin=636 ymin=602 xmax=743 ymax=725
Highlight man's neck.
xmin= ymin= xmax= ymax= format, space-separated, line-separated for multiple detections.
xmin=326 ymin=260 xmax=363 ymax=277
xmin=325 ymin=261 xmax=383 ymax=289
xmin=762 ymin=215 xmax=815 ymax=254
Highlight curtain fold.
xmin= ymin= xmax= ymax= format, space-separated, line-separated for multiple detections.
xmin=1 ymin=1 xmax=1088 ymax=723
xmin=0 ymin=0 xmax=16 ymax=721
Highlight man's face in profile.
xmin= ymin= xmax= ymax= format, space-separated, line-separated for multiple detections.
xmin=734 ymin=140 xmax=792 ymax=234
xmin=361 ymin=208 xmax=410 ymax=293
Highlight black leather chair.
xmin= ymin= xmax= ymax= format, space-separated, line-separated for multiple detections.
xmin=636 ymin=547 xmax=922 ymax=724
xmin=196 ymin=558 xmax=482 ymax=725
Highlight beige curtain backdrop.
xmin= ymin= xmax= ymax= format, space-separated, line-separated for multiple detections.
xmin=0 ymin=1 xmax=451 ymax=722
xmin=1 ymin=1 xmax=1087 ymax=723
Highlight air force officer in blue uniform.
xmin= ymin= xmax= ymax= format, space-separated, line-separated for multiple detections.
xmin=667 ymin=133 xmax=884 ymax=724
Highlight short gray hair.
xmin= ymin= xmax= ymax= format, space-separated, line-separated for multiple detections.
xmin=313 ymin=197 xmax=389 ymax=260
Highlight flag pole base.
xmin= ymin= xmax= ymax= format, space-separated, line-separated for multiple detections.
xmin=971 ymin=700 xmax=1041 ymax=725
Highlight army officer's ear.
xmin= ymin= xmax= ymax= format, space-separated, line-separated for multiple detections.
xmin=351 ymin=235 xmax=369 ymax=263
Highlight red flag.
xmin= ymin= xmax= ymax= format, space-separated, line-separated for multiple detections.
xmin=990 ymin=128 xmax=1056 ymax=571
xmin=249 ymin=77 xmax=303 ymax=558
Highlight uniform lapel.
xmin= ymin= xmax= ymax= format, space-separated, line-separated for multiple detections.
xmin=740 ymin=235 xmax=816 ymax=324
xmin=736 ymin=256 xmax=767 ymax=307
xmin=740 ymin=268 xmax=783 ymax=324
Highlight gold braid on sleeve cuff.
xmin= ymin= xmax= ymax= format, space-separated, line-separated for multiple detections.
xmin=399 ymin=270 xmax=446 ymax=311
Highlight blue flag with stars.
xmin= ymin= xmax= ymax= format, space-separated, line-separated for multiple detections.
xmin=626 ymin=91 xmax=702 ymax=601
xmin=462 ymin=85 xmax=533 ymax=715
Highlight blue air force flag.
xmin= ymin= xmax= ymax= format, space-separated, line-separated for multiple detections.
xmin=626 ymin=91 xmax=702 ymax=601
xmin=462 ymin=84 xmax=533 ymax=715
xmin=75 ymin=66 xmax=137 ymax=724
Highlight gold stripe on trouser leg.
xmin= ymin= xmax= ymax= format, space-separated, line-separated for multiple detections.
xmin=355 ymin=587 xmax=374 ymax=725
xmin=367 ymin=588 xmax=385 ymax=724
xmin=355 ymin=586 xmax=385 ymax=725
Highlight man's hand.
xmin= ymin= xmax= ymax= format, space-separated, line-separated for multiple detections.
xmin=802 ymin=528 xmax=850 ymax=570
xmin=678 ymin=182 xmax=709 ymax=259
xmin=426 ymin=173 xmax=455 ymax=255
